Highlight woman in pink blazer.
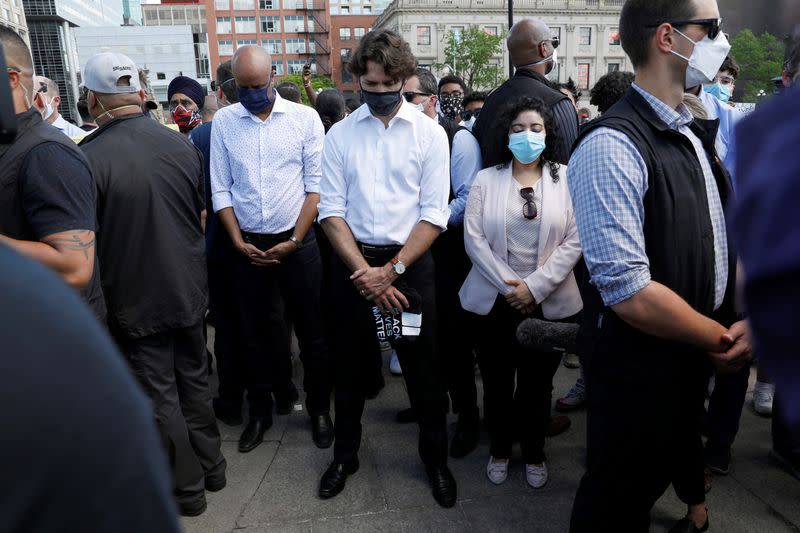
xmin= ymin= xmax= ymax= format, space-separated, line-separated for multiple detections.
xmin=459 ymin=97 xmax=583 ymax=489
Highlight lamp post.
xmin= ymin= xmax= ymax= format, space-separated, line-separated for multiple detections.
xmin=507 ymin=0 xmax=514 ymax=77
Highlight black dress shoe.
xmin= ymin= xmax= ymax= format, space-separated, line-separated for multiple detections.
xmin=396 ymin=407 xmax=418 ymax=424
xmin=213 ymin=398 xmax=243 ymax=426
xmin=318 ymin=458 xmax=360 ymax=499
xmin=425 ymin=465 xmax=457 ymax=508
xmin=178 ymin=497 xmax=207 ymax=517
xmin=204 ymin=472 xmax=227 ymax=492
xmin=668 ymin=517 xmax=709 ymax=533
xmin=238 ymin=419 xmax=272 ymax=453
xmin=449 ymin=415 xmax=480 ymax=459
xmin=275 ymin=382 xmax=300 ymax=415
xmin=311 ymin=413 xmax=335 ymax=449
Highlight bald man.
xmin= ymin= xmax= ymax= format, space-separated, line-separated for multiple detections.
xmin=33 ymin=75 xmax=86 ymax=137
xmin=472 ymin=18 xmax=578 ymax=168
xmin=0 ymin=26 xmax=106 ymax=320
xmin=209 ymin=45 xmax=333 ymax=453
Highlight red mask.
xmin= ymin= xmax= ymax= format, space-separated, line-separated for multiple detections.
xmin=171 ymin=105 xmax=201 ymax=133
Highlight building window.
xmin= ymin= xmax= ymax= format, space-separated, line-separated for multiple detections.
xmin=340 ymin=5 xmax=349 ymax=13
xmin=552 ymin=27 xmax=561 ymax=42
xmin=307 ymin=16 xmax=315 ymax=32
xmin=237 ymin=39 xmax=257 ymax=47
xmin=363 ymin=5 xmax=371 ymax=13
xmin=216 ymin=16 xmax=232 ymax=34
xmin=214 ymin=0 xmax=229 ymax=10
xmin=417 ymin=26 xmax=431 ymax=46
xmin=259 ymin=0 xmax=278 ymax=7
xmin=273 ymin=62 xmax=285 ymax=75
xmin=261 ymin=16 xmax=280 ymax=32
xmin=235 ymin=16 xmax=256 ymax=33
xmin=354 ymin=27 xmax=365 ymax=41
xmin=233 ymin=0 xmax=253 ymax=9
xmin=340 ymin=47 xmax=351 ymax=59
xmin=450 ymin=25 xmax=463 ymax=41
xmin=342 ymin=68 xmax=353 ymax=83
xmin=287 ymin=60 xmax=306 ymax=74
xmin=218 ymin=40 xmax=234 ymax=55
xmin=609 ymin=27 xmax=620 ymax=46
xmin=156 ymin=72 xmax=166 ymax=80
xmin=330 ymin=6 xmax=338 ymax=14
xmin=607 ymin=62 xmax=620 ymax=73
xmin=340 ymin=27 xmax=351 ymax=41
xmin=483 ymin=26 xmax=498 ymax=36
xmin=262 ymin=39 xmax=282 ymax=54
xmin=577 ymin=63 xmax=590 ymax=90
xmin=284 ymin=15 xmax=304 ymax=33
xmin=579 ymin=27 xmax=592 ymax=46
xmin=285 ymin=38 xmax=306 ymax=53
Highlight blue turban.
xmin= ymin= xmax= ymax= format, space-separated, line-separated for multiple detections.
xmin=167 ymin=76 xmax=205 ymax=110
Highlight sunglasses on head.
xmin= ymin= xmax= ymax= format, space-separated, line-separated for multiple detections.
xmin=646 ymin=18 xmax=723 ymax=40
xmin=520 ymin=187 xmax=538 ymax=220
xmin=461 ymin=108 xmax=482 ymax=122
xmin=402 ymin=91 xmax=432 ymax=102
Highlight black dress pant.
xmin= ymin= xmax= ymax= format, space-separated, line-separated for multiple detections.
xmin=706 ymin=362 xmax=752 ymax=449
xmin=473 ymin=297 xmax=568 ymax=464
xmin=115 ymin=321 xmax=226 ymax=506
xmin=570 ymin=330 xmax=708 ymax=533
xmin=431 ymin=225 xmax=478 ymax=418
xmin=234 ymin=230 xmax=332 ymax=420
xmin=330 ymin=249 xmax=449 ymax=467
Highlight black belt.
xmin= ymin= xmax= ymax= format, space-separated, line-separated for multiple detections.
xmin=357 ymin=242 xmax=401 ymax=262
xmin=241 ymin=229 xmax=294 ymax=242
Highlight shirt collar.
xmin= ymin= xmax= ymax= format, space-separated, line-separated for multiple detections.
xmin=356 ymin=96 xmax=416 ymax=124
xmin=236 ymin=88 xmax=287 ymax=119
xmin=631 ymin=83 xmax=694 ymax=129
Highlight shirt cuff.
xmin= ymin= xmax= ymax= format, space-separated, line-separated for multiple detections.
xmin=304 ymin=174 xmax=321 ymax=194
xmin=317 ymin=204 xmax=346 ymax=222
xmin=419 ymin=207 xmax=450 ymax=231
xmin=596 ymin=267 xmax=652 ymax=307
xmin=211 ymin=191 xmax=233 ymax=213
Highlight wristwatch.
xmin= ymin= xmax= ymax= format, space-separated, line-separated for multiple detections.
xmin=390 ymin=257 xmax=406 ymax=276
xmin=289 ymin=235 xmax=303 ymax=249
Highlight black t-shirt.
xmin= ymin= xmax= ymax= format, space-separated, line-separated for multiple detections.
xmin=19 ymin=142 xmax=107 ymax=320
xmin=79 ymin=114 xmax=207 ymax=339
xmin=0 ymin=244 xmax=179 ymax=533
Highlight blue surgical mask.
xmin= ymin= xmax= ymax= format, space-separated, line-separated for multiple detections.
xmin=704 ymin=82 xmax=732 ymax=103
xmin=238 ymin=85 xmax=273 ymax=114
xmin=508 ymin=130 xmax=546 ymax=164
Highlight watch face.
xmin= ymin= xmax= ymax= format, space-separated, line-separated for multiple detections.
xmin=394 ymin=262 xmax=406 ymax=275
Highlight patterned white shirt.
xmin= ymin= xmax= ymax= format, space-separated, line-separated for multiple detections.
xmin=210 ymin=91 xmax=325 ymax=234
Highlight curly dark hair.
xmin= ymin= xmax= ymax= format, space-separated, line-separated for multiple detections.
xmin=462 ymin=91 xmax=487 ymax=108
xmin=558 ymin=78 xmax=581 ymax=104
xmin=498 ymin=97 xmax=561 ymax=182
xmin=315 ymin=89 xmax=346 ymax=133
xmin=589 ymin=70 xmax=635 ymax=114
xmin=348 ymin=29 xmax=417 ymax=82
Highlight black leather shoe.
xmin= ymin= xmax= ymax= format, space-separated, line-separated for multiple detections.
xmin=318 ymin=458 xmax=360 ymax=499
xmin=426 ymin=465 xmax=457 ymax=508
xmin=449 ymin=415 xmax=480 ymax=459
xmin=312 ymin=413 xmax=335 ymax=449
xmin=205 ymin=472 xmax=227 ymax=492
xmin=668 ymin=517 xmax=709 ymax=533
xmin=396 ymin=407 xmax=418 ymax=424
xmin=238 ymin=419 xmax=272 ymax=453
xmin=178 ymin=497 xmax=207 ymax=517
xmin=275 ymin=382 xmax=300 ymax=415
xmin=213 ymin=398 xmax=243 ymax=426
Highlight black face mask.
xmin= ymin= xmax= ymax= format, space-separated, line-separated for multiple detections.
xmin=360 ymin=83 xmax=403 ymax=116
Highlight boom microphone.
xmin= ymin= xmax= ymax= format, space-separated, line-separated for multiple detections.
xmin=517 ymin=318 xmax=580 ymax=353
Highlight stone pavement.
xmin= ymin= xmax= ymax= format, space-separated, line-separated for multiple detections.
xmin=183 ymin=336 xmax=800 ymax=533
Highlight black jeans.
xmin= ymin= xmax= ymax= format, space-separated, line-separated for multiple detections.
xmin=432 ymin=225 xmax=478 ymax=419
xmin=706 ymin=362 xmax=752 ymax=449
xmin=330 ymin=248 xmax=449 ymax=467
xmin=234 ymin=229 xmax=332 ymax=420
xmin=115 ymin=322 xmax=226 ymax=506
xmin=472 ymin=297 xmax=570 ymax=464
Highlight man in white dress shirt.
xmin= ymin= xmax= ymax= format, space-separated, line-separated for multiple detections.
xmin=33 ymin=76 xmax=86 ymax=138
xmin=317 ymin=29 xmax=457 ymax=508
xmin=210 ymin=45 xmax=333 ymax=453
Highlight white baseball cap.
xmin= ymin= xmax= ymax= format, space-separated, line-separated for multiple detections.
xmin=82 ymin=52 xmax=141 ymax=93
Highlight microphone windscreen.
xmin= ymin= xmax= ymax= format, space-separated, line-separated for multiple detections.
xmin=517 ymin=318 xmax=580 ymax=353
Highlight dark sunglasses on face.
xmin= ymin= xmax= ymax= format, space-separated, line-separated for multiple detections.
xmin=520 ymin=187 xmax=538 ymax=220
xmin=461 ymin=108 xmax=482 ymax=122
xmin=646 ymin=18 xmax=723 ymax=40
xmin=403 ymin=91 xmax=432 ymax=102
xmin=541 ymin=35 xmax=560 ymax=49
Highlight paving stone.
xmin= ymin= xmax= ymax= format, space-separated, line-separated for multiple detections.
xmin=313 ymin=507 xmax=469 ymax=533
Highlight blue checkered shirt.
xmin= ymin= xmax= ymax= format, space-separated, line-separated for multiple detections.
xmin=568 ymin=83 xmax=728 ymax=309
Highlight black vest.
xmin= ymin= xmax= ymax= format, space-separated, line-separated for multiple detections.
xmin=576 ymin=88 xmax=737 ymax=378
xmin=0 ymin=110 xmax=90 ymax=240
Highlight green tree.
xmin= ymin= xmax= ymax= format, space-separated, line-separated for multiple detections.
xmin=277 ymin=74 xmax=335 ymax=105
xmin=730 ymin=29 xmax=784 ymax=101
xmin=433 ymin=26 xmax=505 ymax=91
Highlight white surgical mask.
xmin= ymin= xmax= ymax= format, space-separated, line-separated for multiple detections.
xmin=522 ymin=48 xmax=558 ymax=77
xmin=411 ymin=96 xmax=430 ymax=114
xmin=671 ymin=28 xmax=731 ymax=89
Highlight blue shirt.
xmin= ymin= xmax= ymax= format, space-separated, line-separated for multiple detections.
xmin=448 ymin=127 xmax=482 ymax=226
xmin=210 ymin=92 xmax=325 ymax=234
xmin=568 ymin=83 xmax=728 ymax=308
xmin=698 ymin=89 xmax=743 ymax=185
xmin=190 ymin=121 xmax=227 ymax=259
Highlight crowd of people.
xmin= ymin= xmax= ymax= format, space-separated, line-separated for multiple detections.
xmin=1 ymin=0 xmax=799 ymax=530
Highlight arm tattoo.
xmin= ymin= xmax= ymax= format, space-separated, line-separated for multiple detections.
xmin=43 ymin=230 xmax=95 ymax=260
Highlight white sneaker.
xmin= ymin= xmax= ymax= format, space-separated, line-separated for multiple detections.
xmin=389 ymin=351 xmax=402 ymax=376
xmin=555 ymin=377 xmax=586 ymax=412
xmin=526 ymin=462 xmax=548 ymax=489
xmin=486 ymin=457 xmax=509 ymax=485
xmin=754 ymin=381 xmax=775 ymax=416
xmin=563 ymin=353 xmax=580 ymax=369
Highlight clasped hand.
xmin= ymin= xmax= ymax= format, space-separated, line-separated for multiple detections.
xmin=708 ymin=320 xmax=754 ymax=373
xmin=237 ymin=240 xmax=296 ymax=266
xmin=505 ymin=279 xmax=536 ymax=315
xmin=351 ymin=265 xmax=409 ymax=314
